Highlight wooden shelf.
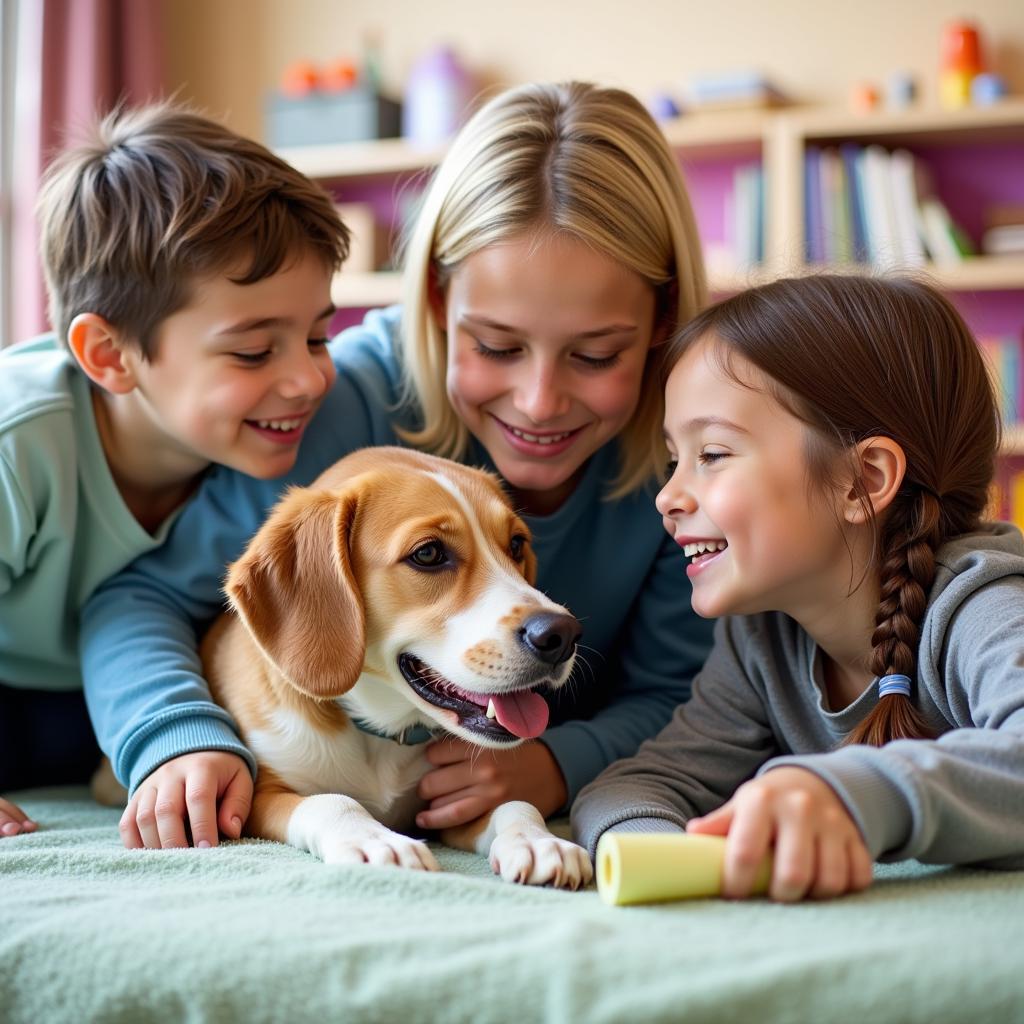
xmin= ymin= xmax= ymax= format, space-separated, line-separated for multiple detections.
xmin=332 ymin=267 xmax=788 ymax=309
xmin=331 ymin=258 xmax=1024 ymax=310
xmin=768 ymin=257 xmax=1024 ymax=291
xmin=278 ymin=100 xmax=1024 ymax=182
xmin=332 ymin=270 xmax=403 ymax=308
xmin=276 ymin=138 xmax=445 ymax=179
xmin=785 ymin=98 xmax=1024 ymax=145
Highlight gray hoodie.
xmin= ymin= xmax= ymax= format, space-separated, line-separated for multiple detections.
xmin=572 ymin=523 xmax=1024 ymax=869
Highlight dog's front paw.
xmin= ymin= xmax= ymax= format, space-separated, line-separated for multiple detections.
xmin=320 ymin=828 xmax=441 ymax=871
xmin=489 ymin=830 xmax=593 ymax=889
xmin=289 ymin=796 xmax=441 ymax=870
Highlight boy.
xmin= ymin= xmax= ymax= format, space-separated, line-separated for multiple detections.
xmin=0 ymin=103 xmax=349 ymax=845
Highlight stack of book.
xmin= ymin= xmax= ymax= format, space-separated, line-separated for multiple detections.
xmin=803 ymin=145 xmax=973 ymax=268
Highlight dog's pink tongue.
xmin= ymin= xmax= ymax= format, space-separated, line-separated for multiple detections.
xmin=489 ymin=691 xmax=549 ymax=739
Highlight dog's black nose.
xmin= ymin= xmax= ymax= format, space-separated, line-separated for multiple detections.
xmin=519 ymin=612 xmax=581 ymax=665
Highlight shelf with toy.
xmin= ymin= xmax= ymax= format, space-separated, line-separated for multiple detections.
xmin=784 ymin=97 xmax=1024 ymax=145
xmin=276 ymin=137 xmax=445 ymax=180
xmin=784 ymin=102 xmax=1024 ymax=288
xmin=330 ymin=265 xmax=780 ymax=312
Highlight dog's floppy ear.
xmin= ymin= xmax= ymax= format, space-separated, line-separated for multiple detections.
xmin=226 ymin=487 xmax=365 ymax=699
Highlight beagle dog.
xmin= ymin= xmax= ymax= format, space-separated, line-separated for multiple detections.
xmin=202 ymin=446 xmax=592 ymax=888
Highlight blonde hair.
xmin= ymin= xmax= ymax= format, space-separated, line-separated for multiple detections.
xmin=397 ymin=81 xmax=707 ymax=496
xmin=38 ymin=101 xmax=349 ymax=357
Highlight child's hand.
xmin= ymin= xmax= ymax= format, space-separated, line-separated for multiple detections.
xmin=686 ymin=766 xmax=873 ymax=902
xmin=415 ymin=738 xmax=567 ymax=830
xmin=119 ymin=751 xmax=253 ymax=850
xmin=1 ymin=796 xmax=37 ymax=837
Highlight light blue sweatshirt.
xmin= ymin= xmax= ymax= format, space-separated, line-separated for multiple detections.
xmin=81 ymin=307 xmax=715 ymax=795
xmin=0 ymin=339 xmax=176 ymax=689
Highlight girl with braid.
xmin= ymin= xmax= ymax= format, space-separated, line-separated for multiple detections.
xmin=572 ymin=274 xmax=1024 ymax=902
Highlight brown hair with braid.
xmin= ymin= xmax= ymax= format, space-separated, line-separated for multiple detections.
xmin=665 ymin=274 xmax=1000 ymax=746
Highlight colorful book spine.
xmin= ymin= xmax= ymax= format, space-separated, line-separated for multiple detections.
xmin=804 ymin=147 xmax=824 ymax=263
xmin=840 ymin=144 xmax=869 ymax=262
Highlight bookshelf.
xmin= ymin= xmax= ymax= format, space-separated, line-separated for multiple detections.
xmin=279 ymin=102 xmax=1024 ymax=476
xmin=278 ymin=97 xmax=1024 ymax=302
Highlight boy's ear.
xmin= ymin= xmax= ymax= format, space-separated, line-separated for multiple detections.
xmin=842 ymin=436 xmax=907 ymax=525
xmin=67 ymin=313 xmax=139 ymax=394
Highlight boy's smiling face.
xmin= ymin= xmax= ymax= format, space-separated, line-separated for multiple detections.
xmin=118 ymin=249 xmax=336 ymax=481
xmin=656 ymin=336 xmax=853 ymax=621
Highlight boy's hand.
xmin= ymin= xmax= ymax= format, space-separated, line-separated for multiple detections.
xmin=686 ymin=766 xmax=874 ymax=902
xmin=1 ymin=796 xmax=38 ymax=837
xmin=120 ymin=751 xmax=252 ymax=850
xmin=415 ymin=738 xmax=567 ymax=830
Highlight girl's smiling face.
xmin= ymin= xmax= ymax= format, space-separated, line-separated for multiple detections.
xmin=439 ymin=232 xmax=660 ymax=516
xmin=656 ymin=336 xmax=854 ymax=621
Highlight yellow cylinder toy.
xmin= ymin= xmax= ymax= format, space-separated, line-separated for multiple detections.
xmin=596 ymin=832 xmax=772 ymax=906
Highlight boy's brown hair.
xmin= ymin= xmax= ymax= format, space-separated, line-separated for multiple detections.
xmin=37 ymin=102 xmax=350 ymax=358
xmin=666 ymin=274 xmax=999 ymax=748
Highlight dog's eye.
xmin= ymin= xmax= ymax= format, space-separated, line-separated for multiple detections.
xmin=407 ymin=541 xmax=449 ymax=569
xmin=509 ymin=534 xmax=528 ymax=562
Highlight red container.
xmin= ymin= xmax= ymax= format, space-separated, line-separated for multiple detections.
xmin=941 ymin=20 xmax=983 ymax=73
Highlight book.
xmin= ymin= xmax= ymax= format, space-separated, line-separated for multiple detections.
xmin=888 ymin=149 xmax=926 ymax=267
xmin=841 ymin=144 xmax=870 ymax=263
xmin=861 ymin=145 xmax=900 ymax=269
xmin=804 ymin=147 xmax=824 ymax=263
xmin=919 ymin=197 xmax=964 ymax=265
xmin=732 ymin=163 xmax=765 ymax=268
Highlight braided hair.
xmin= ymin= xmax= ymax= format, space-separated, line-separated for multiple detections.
xmin=666 ymin=275 xmax=1000 ymax=746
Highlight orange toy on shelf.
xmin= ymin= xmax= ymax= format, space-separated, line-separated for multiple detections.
xmin=940 ymin=20 xmax=983 ymax=110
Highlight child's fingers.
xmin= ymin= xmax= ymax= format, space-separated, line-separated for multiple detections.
xmin=720 ymin=797 xmax=773 ymax=899
xmin=848 ymin=838 xmax=875 ymax=892
xmin=216 ymin=770 xmax=252 ymax=841
xmin=119 ymin=799 xmax=144 ymax=849
xmin=0 ymin=797 xmax=36 ymax=836
xmin=809 ymin=829 xmax=850 ymax=899
xmin=685 ymin=803 xmax=733 ymax=836
xmin=154 ymin=786 xmax=189 ymax=849
xmin=416 ymin=793 xmax=485 ymax=831
xmin=185 ymin=773 xmax=220 ymax=849
xmin=132 ymin=787 xmax=161 ymax=849
xmin=424 ymin=738 xmax=474 ymax=767
xmin=768 ymin=801 xmax=816 ymax=902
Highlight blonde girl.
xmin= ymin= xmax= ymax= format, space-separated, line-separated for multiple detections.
xmin=573 ymin=274 xmax=1024 ymax=901
xmin=81 ymin=82 xmax=717 ymax=851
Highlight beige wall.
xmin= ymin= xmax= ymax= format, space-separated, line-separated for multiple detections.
xmin=163 ymin=0 xmax=1024 ymax=141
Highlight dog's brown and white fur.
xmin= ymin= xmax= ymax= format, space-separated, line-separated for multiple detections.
xmin=202 ymin=447 xmax=592 ymax=888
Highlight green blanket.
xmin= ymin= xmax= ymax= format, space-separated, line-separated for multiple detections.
xmin=2 ymin=788 xmax=1022 ymax=1023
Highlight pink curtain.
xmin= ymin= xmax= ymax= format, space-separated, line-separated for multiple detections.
xmin=12 ymin=0 xmax=164 ymax=343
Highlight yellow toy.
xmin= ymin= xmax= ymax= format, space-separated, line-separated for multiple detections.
xmin=596 ymin=832 xmax=772 ymax=906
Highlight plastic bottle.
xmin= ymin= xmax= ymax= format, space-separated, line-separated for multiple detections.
xmin=402 ymin=46 xmax=476 ymax=146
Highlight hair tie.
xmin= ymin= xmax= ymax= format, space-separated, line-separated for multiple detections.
xmin=878 ymin=674 xmax=912 ymax=698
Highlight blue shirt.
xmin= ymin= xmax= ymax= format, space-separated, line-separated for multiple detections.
xmin=81 ymin=307 xmax=715 ymax=795
xmin=0 ymin=338 xmax=180 ymax=690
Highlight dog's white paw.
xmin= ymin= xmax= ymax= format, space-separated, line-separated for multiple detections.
xmin=319 ymin=828 xmax=440 ymax=871
xmin=489 ymin=830 xmax=593 ymax=889
xmin=288 ymin=795 xmax=440 ymax=870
